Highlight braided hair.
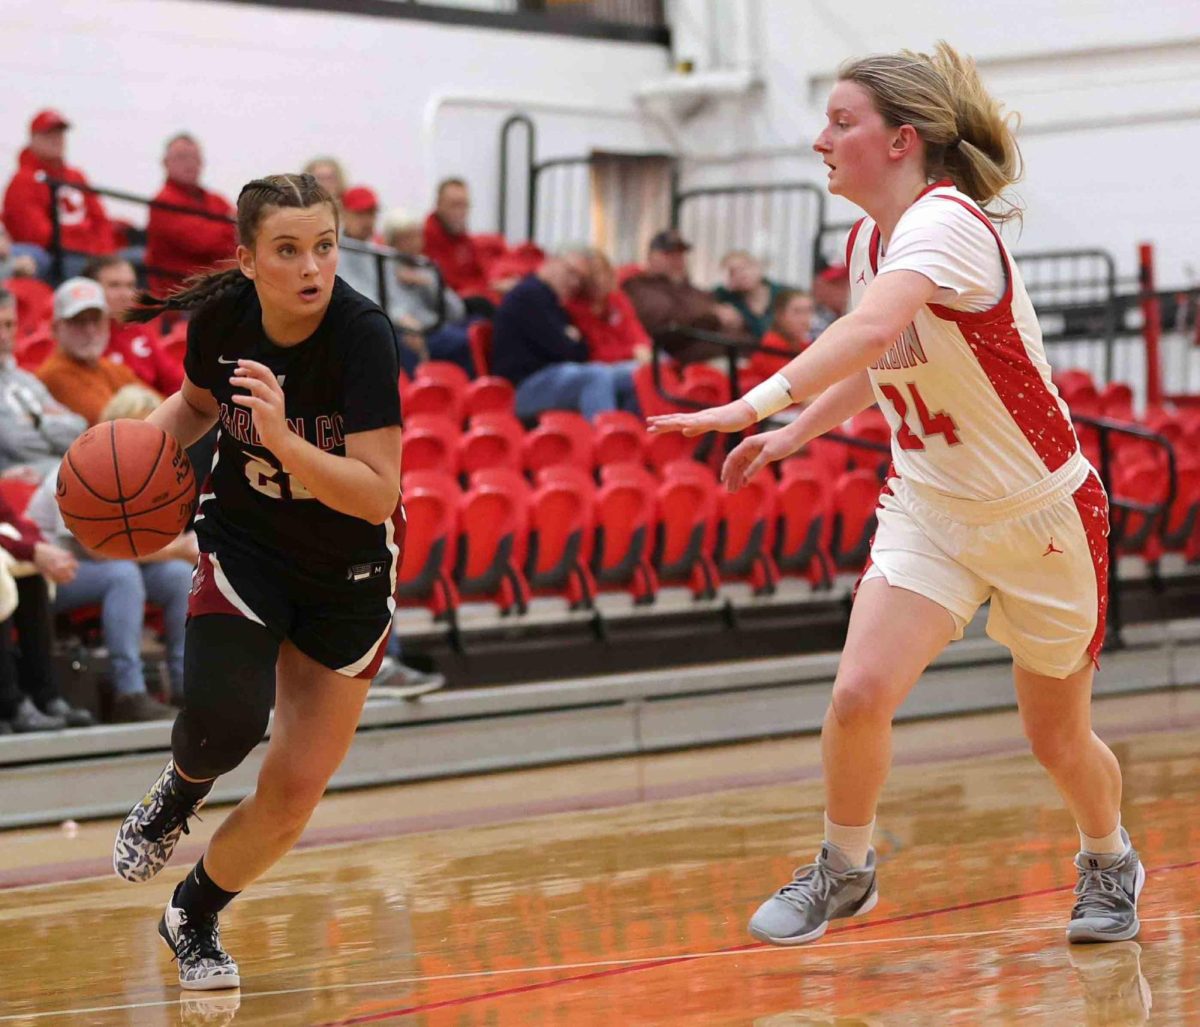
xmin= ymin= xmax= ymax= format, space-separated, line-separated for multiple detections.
xmin=126 ymin=173 xmax=338 ymax=323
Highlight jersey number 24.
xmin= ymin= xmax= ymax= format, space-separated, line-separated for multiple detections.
xmin=878 ymin=383 xmax=961 ymax=450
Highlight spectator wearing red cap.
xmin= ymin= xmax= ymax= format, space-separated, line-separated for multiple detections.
xmin=812 ymin=263 xmax=850 ymax=336
xmin=3 ymin=110 xmax=116 ymax=276
xmin=422 ymin=178 xmax=499 ymax=313
xmin=338 ymin=185 xmax=389 ymax=303
xmin=143 ymin=134 xmax=236 ymax=296
xmin=83 ymin=256 xmax=182 ymax=396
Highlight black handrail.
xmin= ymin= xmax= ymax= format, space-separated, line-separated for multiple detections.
xmin=497 ymin=113 xmax=535 ymax=238
xmin=1073 ymin=414 xmax=1178 ymax=649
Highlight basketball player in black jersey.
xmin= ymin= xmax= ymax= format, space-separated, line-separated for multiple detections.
xmin=111 ymin=174 xmax=404 ymax=990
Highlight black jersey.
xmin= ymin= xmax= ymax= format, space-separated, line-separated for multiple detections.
xmin=185 ymin=276 xmax=403 ymax=593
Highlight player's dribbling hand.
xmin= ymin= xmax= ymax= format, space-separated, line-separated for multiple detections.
xmin=646 ymin=400 xmax=756 ymax=438
xmin=229 ymin=360 xmax=289 ymax=455
xmin=721 ymin=429 xmax=794 ymax=492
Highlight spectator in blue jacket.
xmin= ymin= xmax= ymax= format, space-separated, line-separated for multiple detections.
xmin=493 ymin=251 xmax=639 ymax=422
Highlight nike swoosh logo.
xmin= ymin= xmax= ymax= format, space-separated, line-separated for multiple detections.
xmin=217 ymin=356 xmax=238 ymax=365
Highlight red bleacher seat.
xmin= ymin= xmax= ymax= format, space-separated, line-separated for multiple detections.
xmin=458 ymin=412 xmax=525 ymax=475
xmin=523 ymin=411 xmax=594 ymax=473
xmin=1161 ymin=460 xmax=1200 ymax=562
xmin=396 ymin=470 xmax=461 ymax=621
xmin=526 ymin=465 xmax=597 ymax=608
xmin=680 ymin=364 xmax=731 ymax=407
xmin=593 ymin=410 xmax=647 ymax=467
xmin=798 ymin=437 xmax=850 ymax=481
xmin=846 ymin=409 xmax=891 ymax=474
xmin=468 ymin=321 xmax=494 ymax=377
xmin=714 ymin=469 xmax=779 ymax=595
xmin=1099 ymin=382 xmax=1134 ymax=421
xmin=774 ymin=459 xmax=833 ymax=588
xmin=1112 ymin=459 xmax=1169 ymax=561
xmin=403 ymin=361 xmax=470 ymax=423
xmin=592 ymin=462 xmax=658 ymax=603
xmin=463 ymin=375 xmax=515 ymax=420
xmin=645 ymin=430 xmax=699 ymax=472
xmin=653 ymin=460 xmax=720 ymax=599
xmin=455 ymin=467 xmax=531 ymax=614
xmin=830 ymin=469 xmax=884 ymax=571
xmin=403 ymin=414 xmax=462 ymax=475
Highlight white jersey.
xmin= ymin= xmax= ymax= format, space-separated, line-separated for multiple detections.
xmin=847 ymin=181 xmax=1082 ymax=503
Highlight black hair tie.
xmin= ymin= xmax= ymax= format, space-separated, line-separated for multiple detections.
xmin=949 ymin=135 xmax=963 ymax=149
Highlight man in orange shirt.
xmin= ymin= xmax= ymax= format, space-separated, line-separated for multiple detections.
xmin=37 ymin=278 xmax=147 ymax=424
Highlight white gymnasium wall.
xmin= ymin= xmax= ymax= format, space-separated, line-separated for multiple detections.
xmin=664 ymin=0 xmax=1200 ymax=285
xmin=0 ymin=0 xmax=670 ymax=237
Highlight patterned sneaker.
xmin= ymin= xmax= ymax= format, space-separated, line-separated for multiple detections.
xmin=1067 ymin=940 xmax=1152 ymax=1024
xmin=159 ymin=900 xmax=240 ymax=990
xmin=748 ymin=843 xmax=878 ymax=945
xmin=113 ymin=760 xmax=204 ymax=883
xmin=1067 ymin=831 xmax=1145 ymax=943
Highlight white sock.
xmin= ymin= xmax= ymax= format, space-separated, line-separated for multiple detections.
xmin=1079 ymin=820 xmax=1125 ymax=856
xmin=824 ymin=812 xmax=875 ymax=868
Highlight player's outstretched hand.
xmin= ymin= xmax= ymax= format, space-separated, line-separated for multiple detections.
xmin=646 ymin=400 xmax=756 ymax=438
xmin=230 ymin=360 xmax=289 ymax=455
xmin=721 ymin=428 xmax=795 ymax=492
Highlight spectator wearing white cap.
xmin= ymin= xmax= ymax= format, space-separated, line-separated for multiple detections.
xmin=36 ymin=277 xmax=152 ymax=424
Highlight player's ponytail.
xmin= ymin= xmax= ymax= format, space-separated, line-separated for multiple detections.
xmin=839 ymin=41 xmax=1024 ymax=224
xmin=126 ymin=172 xmax=339 ymax=323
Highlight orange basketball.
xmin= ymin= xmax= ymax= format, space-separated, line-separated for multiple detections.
xmin=56 ymin=419 xmax=196 ymax=559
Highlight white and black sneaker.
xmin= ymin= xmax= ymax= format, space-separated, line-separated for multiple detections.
xmin=160 ymin=900 xmax=240 ymax=990
xmin=114 ymin=760 xmax=204 ymax=883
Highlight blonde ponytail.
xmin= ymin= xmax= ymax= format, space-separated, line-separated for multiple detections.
xmin=839 ymin=41 xmax=1024 ymax=223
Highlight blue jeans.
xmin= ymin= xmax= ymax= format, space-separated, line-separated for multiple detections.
xmin=515 ymin=361 xmax=640 ymax=422
xmin=54 ymin=559 xmax=193 ymax=697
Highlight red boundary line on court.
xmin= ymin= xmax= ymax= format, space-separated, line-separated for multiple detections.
xmin=319 ymin=858 xmax=1200 ymax=1024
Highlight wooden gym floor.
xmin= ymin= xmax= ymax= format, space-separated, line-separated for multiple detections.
xmin=0 ymin=687 xmax=1197 ymax=1025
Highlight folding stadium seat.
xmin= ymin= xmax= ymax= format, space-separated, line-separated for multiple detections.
xmin=645 ymin=429 xmax=700 ymax=472
xmin=1054 ymin=369 xmax=1096 ymax=402
xmin=455 ymin=467 xmax=531 ymax=614
xmin=593 ymin=410 xmax=647 ymax=468
xmin=653 ymin=460 xmax=720 ymax=599
xmin=1111 ymin=459 xmax=1169 ymax=562
xmin=15 ymin=326 xmax=53 ymax=372
xmin=1099 ymin=381 xmax=1134 ymax=422
xmin=846 ymin=408 xmax=891 ymax=475
xmin=403 ymin=361 xmax=470 ymax=423
xmin=396 ymin=470 xmax=461 ymax=625
xmin=462 ymin=375 xmax=515 ymax=420
xmin=829 ymin=469 xmax=884 ymax=572
xmin=680 ymin=364 xmax=731 ymax=407
xmin=592 ymin=462 xmax=659 ymax=603
xmin=632 ymin=360 xmax=688 ymax=418
xmin=714 ymin=468 xmax=779 ymax=595
xmin=774 ymin=458 xmax=834 ymax=588
xmin=402 ymin=414 xmax=462 ymax=475
xmin=1160 ymin=460 xmax=1200 ymax=562
xmin=523 ymin=410 xmax=594 ymax=474
xmin=468 ymin=320 xmax=494 ymax=377
xmin=457 ymin=412 xmax=525 ymax=475
xmin=525 ymin=465 xmax=598 ymax=610
xmin=797 ymin=436 xmax=850 ymax=481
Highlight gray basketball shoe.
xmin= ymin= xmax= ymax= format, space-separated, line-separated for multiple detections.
xmin=114 ymin=760 xmax=204 ymax=883
xmin=159 ymin=900 xmax=240 ymax=990
xmin=1067 ymin=830 xmax=1145 ymax=943
xmin=748 ymin=842 xmax=878 ymax=945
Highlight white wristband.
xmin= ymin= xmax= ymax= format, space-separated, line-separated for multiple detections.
xmin=741 ymin=373 xmax=794 ymax=421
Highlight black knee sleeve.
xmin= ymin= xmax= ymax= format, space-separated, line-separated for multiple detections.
xmin=171 ymin=615 xmax=279 ymax=780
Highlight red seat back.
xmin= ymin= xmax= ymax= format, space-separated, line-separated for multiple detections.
xmin=458 ymin=413 xmax=525 ymax=474
xmin=593 ymin=462 xmax=658 ymax=600
xmin=681 ymin=364 xmax=731 ymax=407
xmin=775 ymin=459 xmax=833 ymax=585
xmin=1099 ymin=381 xmax=1134 ymax=421
xmin=526 ymin=470 xmax=596 ymax=598
xmin=397 ymin=470 xmax=461 ymax=614
xmin=830 ymin=469 xmax=883 ymax=570
xmin=462 ymin=375 xmax=515 ymax=420
xmin=593 ymin=410 xmax=646 ymax=467
xmin=715 ymin=472 xmax=779 ymax=593
xmin=403 ymin=414 xmax=462 ymax=475
xmin=645 ymin=430 xmax=699 ymax=471
xmin=655 ymin=460 xmax=720 ymax=595
xmin=523 ymin=411 xmax=594 ymax=473
xmin=468 ymin=321 xmax=494 ymax=376
xmin=455 ymin=468 xmax=531 ymax=611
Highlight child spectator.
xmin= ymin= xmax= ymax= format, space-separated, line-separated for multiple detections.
xmin=745 ymin=289 xmax=815 ymax=384
xmin=0 ymin=286 xmax=87 ymax=481
xmin=84 ymin=256 xmax=183 ymax=396
xmin=144 ymin=134 xmax=236 ymax=295
xmin=713 ymin=250 xmax=788 ymax=339
xmin=37 ymin=278 xmax=155 ymax=424
xmin=2 ymin=110 xmax=116 ymax=277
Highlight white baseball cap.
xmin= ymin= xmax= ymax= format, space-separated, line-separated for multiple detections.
xmin=53 ymin=277 xmax=108 ymax=321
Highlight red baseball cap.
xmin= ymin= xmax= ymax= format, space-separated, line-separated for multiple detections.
xmin=342 ymin=186 xmax=379 ymax=213
xmin=818 ymin=263 xmax=849 ymax=283
xmin=30 ymin=109 xmax=70 ymax=135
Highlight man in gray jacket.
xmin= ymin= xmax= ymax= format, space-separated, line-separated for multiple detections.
xmin=0 ymin=287 xmax=86 ymax=482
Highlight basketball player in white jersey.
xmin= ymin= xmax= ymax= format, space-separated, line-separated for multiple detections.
xmin=648 ymin=42 xmax=1142 ymax=946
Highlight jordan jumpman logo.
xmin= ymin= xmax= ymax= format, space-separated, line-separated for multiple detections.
xmin=1043 ymin=537 xmax=1064 ymax=556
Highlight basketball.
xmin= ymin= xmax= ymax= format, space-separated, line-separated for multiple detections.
xmin=56 ymin=419 xmax=196 ymax=559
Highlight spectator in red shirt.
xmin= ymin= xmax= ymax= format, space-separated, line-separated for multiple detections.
xmin=2 ymin=110 xmax=116 ymax=276
xmin=144 ymin=134 xmax=236 ymax=295
xmin=567 ymin=248 xmax=651 ymax=364
xmin=422 ymin=178 xmax=499 ymax=313
xmin=84 ymin=256 xmax=182 ymax=395
xmin=746 ymin=288 xmax=815 ymax=384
